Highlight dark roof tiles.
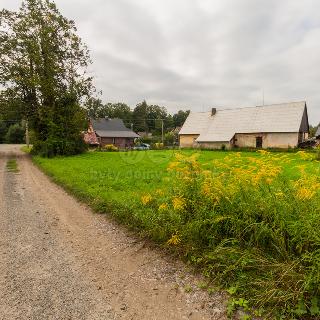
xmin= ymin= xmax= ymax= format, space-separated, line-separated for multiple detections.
xmin=91 ymin=118 xmax=139 ymax=138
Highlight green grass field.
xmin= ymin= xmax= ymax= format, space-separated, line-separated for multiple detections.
xmin=33 ymin=149 xmax=320 ymax=318
xmin=33 ymin=149 xmax=318 ymax=204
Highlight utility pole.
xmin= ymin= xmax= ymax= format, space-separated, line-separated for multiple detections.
xmin=25 ymin=119 xmax=30 ymax=148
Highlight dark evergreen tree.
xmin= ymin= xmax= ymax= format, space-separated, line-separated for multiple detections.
xmin=133 ymin=100 xmax=148 ymax=132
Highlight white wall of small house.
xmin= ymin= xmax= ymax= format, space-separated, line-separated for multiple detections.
xmin=180 ymin=135 xmax=230 ymax=149
xmin=180 ymin=132 xmax=303 ymax=149
xmin=234 ymin=132 xmax=300 ymax=148
xmin=179 ymin=134 xmax=200 ymax=148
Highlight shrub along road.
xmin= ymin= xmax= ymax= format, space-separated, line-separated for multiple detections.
xmin=0 ymin=145 xmax=226 ymax=320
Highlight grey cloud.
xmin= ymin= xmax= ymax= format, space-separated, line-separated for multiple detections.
xmin=2 ymin=0 xmax=320 ymax=124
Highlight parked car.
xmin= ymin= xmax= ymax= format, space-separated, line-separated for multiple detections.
xmin=133 ymin=143 xmax=150 ymax=150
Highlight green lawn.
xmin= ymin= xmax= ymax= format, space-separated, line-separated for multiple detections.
xmin=33 ymin=149 xmax=318 ymax=206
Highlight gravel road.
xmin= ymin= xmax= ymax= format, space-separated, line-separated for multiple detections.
xmin=0 ymin=144 xmax=226 ymax=320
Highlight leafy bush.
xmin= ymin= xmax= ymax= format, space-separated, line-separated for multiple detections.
xmin=31 ymin=137 xmax=87 ymax=157
xmin=5 ymin=123 xmax=25 ymax=143
xmin=31 ymin=93 xmax=88 ymax=157
xmin=164 ymin=132 xmax=176 ymax=146
xmin=153 ymin=142 xmax=164 ymax=149
xmin=102 ymin=144 xmax=118 ymax=152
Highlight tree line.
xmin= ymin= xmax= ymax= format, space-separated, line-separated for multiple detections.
xmin=86 ymin=98 xmax=189 ymax=135
xmin=0 ymin=97 xmax=190 ymax=144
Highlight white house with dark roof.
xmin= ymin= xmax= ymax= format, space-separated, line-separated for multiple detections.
xmin=179 ymin=101 xmax=309 ymax=149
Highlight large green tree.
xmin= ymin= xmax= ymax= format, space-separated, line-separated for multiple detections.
xmin=0 ymin=0 xmax=93 ymax=156
xmin=85 ymin=99 xmax=133 ymax=128
xmin=173 ymin=110 xmax=190 ymax=128
xmin=309 ymin=123 xmax=320 ymax=137
xmin=132 ymin=100 xmax=171 ymax=134
xmin=132 ymin=100 xmax=148 ymax=132
xmin=85 ymin=97 xmax=105 ymax=118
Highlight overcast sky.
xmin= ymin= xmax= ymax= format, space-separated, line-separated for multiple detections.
xmin=2 ymin=0 xmax=320 ymax=124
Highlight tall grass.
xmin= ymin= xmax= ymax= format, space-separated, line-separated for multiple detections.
xmin=139 ymin=151 xmax=320 ymax=318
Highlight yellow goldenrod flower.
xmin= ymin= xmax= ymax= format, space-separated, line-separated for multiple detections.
xmin=167 ymin=161 xmax=179 ymax=170
xmin=202 ymin=183 xmax=212 ymax=196
xmin=296 ymin=188 xmax=315 ymax=200
xmin=265 ymin=178 xmax=273 ymax=184
xmin=258 ymin=150 xmax=270 ymax=155
xmin=167 ymin=233 xmax=181 ymax=246
xmin=141 ymin=194 xmax=152 ymax=205
xmin=172 ymin=197 xmax=186 ymax=211
xmin=158 ymin=203 xmax=168 ymax=211
xmin=296 ymin=151 xmax=313 ymax=160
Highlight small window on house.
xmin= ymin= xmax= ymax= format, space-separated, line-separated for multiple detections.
xmin=256 ymin=137 xmax=263 ymax=148
xmin=112 ymin=138 xmax=115 ymax=144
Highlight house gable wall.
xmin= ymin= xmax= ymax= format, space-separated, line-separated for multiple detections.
xmin=179 ymin=134 xmax=200 ymax=148
xmin=234 ymin=132 xmax=299 ymax=148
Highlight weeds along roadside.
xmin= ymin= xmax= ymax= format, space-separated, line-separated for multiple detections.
xmin=139 ymin=151 xmax=320 ymax=318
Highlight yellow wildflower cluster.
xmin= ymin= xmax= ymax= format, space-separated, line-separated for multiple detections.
xmin=296 ymin=151 xmax=314 ymax=161
xmin=141 ymin=194 xmax=152 ymax=205
xmin=158 ymin=203 xmax=168 ymax=211
xmin=167 ymin=233 xmax=181 ymax=246
xmin=294 ymin=172 xmax=320 ymax=200
xmin=164 ymin=151 xmax=319 ymax=215
xmin=257 ymin=150 xmax=270 ymax=155
xmin=167 ymin=153 xmax=201 ymax=179
xmin=296 ymin=188 xmax=315 ymax=200
xmin=172 ymin=197 xmax=186 ymax=211
xmin=201 ymin=178 xmax=223 ymax=204
xmin=212 ymin=152 xmax=283 ymax=187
